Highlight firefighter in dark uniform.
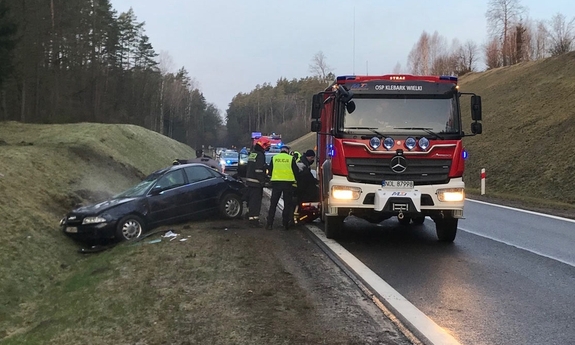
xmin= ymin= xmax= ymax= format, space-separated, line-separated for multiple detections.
xmin=245 ymin=137 xmax=271 ymax=228
xmin=266 ymin=146 xmax=299 ymax=230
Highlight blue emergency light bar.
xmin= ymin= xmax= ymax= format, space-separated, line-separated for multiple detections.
xmin=439 ymin=75 xmax=458 ymax=81
xmin=336 ymin=75 xmax=356 ymax=81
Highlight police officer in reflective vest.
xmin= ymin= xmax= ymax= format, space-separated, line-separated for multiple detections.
xmin=266 ymin=146 xmax=299 ymax=230
xmin=245 ymin=137 xmax=271 ymax=227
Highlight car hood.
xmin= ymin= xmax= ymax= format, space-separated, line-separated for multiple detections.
xmin=71 ymin=197 xmax=137 ymax=215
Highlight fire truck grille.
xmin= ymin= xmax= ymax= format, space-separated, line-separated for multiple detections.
xmin=346 ymin=158 xmax=452 ymax=185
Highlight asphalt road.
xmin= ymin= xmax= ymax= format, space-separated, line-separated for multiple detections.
xmin=336 ymin=199 xmax=575 ymax=345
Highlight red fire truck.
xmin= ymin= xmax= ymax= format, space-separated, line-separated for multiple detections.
xmin=310 ymin=74 xmax=482 ymax=242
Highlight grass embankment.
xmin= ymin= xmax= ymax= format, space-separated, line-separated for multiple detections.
xmin=0 ymin=123 xmax=364 ymax=345
xmin=0 ymin=122 xmax=195 ymax=341
xmin=460 ymin=52 xmax=575 ymax=209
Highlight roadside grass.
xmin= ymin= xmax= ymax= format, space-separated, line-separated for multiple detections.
xmin=1 ymin=122 xmax=360 ymax=344
xmin=0 ymin=122 xmax=195 ymax=339
xmin=2 ymin=221 xmax=356 ymax=345
xmin=460 ymin=52 xmax=575 ymax=205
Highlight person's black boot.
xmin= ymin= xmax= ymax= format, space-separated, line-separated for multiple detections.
xmin=265 ymin=223 xmax=273 ymax=230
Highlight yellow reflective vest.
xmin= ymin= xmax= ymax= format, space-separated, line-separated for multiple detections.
xmin=270 ymin=152 xmax=296 ymax=182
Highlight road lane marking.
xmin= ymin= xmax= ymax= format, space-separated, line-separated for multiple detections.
xmin=459 ymin=226 xmax=575 ymax=268
xmin=466 ymin=198 xmax=575 ymax=223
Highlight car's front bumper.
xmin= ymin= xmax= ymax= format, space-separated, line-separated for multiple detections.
xmin=61 ymin=219 xmax=117 ymax=241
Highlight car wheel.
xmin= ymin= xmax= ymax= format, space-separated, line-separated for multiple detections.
xmin=116 ymin=215 xmax=145 ymax=241
xmin=220 ymin=193 xmax=243 ymax=219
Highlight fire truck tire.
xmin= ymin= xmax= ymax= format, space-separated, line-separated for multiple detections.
xmin=435 ymin=218 xmax=458 ymax=242
xmin=398 ymin=216 xmax=411 ymax=225
xmin=412 ymin=216 xmax=426 ymax=225
xmin=324 ymin=215 xmax=345 ymax=239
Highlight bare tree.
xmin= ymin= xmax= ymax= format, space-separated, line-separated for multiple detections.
xmin=532 ymin=20 xmax=549 ymax=60
xmin=158 ymin=50 xmax=175 ymax=75
xmin=484 ymin=37 xmax=503 ymax=69
xmin=547 ymin=13 xmax=575 ymax=56
xmin=455 ymin=40 xmax=479 ymax=75
xmin=309 ymin=51 xmax=332 ymax=82
xmin=509 ymin=21 xmax=530 ymax=64
xmin=486 ymin=0 xmax=526 ymax=66
xmin=407 ymin=31 xmax=431 ymax=75
xmin=392 ymin=62 xmax=402 ymax=73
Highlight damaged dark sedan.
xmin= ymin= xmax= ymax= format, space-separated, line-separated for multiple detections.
xmin=60 ymin=163 xmax=246 ymax=242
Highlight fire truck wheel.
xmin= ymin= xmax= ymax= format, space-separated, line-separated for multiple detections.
xmin=435 ymin=218 xmax=458 ymax=242
xmin=398 ymin=216 xmax=411 ymax=225
xmin=324 ymin=215 xmax=345 ymax=239
xmin=412 ymin=216 xmax=426 ymax=225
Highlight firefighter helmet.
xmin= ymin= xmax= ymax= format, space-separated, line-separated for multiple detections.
xmin=255 ymin=136 xmax=272 ymax=150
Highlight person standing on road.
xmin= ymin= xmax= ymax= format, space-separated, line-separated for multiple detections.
xmin=245 ymin=137 xmax=271 ymax=228
xmin=266 ymin=146 xmax=299 ymax=230
xmin=295 ymin=149 xmax=318 ymax=200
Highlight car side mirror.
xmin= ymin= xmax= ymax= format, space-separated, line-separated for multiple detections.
xmin=471 ymin=95 xmax=482 ymax=121
xmin=311 ymin=120 xmax=321 ymax=132
xmin=149 ymin=186 xmax=163 ymax=196
xmin=346 ymin=101 xmax=356 ymax=114
xmin=311 ymin=93 xmax=323 ymax=119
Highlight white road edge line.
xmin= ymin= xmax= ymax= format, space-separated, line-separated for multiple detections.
xmin=458 ymin=226 xmax=575 ymax=268
xmin=466 ymin=198 xmax=575 ymax=223
xmin=306 ymin=224 xmax=461 ymax=345
xmin=263 ymin=188 xmax=460 ymax=345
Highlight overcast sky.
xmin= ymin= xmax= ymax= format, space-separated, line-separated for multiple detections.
xmin=111 ymin=0 xmax=574 ymax=115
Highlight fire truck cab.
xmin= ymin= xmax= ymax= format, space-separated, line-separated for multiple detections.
xmin=311 ymin=74 xmax=482 ymax=242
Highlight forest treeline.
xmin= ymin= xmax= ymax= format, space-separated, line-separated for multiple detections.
xmin=0 ymin=0 xmax=222 ymax=148
xmin=0 ymin=0 xmax=329 ymax=149
xmin=1 ymin=0 xmax=573 ymax=149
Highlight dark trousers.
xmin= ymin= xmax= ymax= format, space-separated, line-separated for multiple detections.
xmin=267 ymin=181 xmax=294 ymax=226
xmin=247 ymin=186 xmax=263 ymax=218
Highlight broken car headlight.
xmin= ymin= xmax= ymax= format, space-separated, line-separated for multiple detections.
xmin=82 ymin=216 xmax=107 ymax=225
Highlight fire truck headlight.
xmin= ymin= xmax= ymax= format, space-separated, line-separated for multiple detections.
xmin=418 ymin=137 xmax=430 ymax=150
xmin=332 ymin=186 xmax=362 ymax=200
xmin=405 ymin=137 xmax=416 ymax=150
xmin=437 ymin=188 xmax=465 ymax=202
xmin=369 ymin=137 xmax=381 ymax=149
xmin=383 ymin=137 xmax=394 ymax=150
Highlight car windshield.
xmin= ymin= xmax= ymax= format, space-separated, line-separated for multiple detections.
xmin=221 ymin=151 xmax=238 ymax=159
xmin=114 ymin=170 xmax=165 ymax=198
xmin=342 ymin=96 xmax=459 ymax=135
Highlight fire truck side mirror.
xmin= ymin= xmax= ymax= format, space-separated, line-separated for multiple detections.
xmin=471 ymin=95 xmax=482 ymax=121
xmin=346 ymin=101 xmax=356 ymax=114
xmin=311 ymin=93 xmax=323 ymax=119
xmin=471 ymin=122 xmax=482 ymax=135
xmin=311 ymin=120 xmax=321 ymax=133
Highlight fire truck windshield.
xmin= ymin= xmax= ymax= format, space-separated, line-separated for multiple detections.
xmin=342 ymin=96 xmax=459 ymax=135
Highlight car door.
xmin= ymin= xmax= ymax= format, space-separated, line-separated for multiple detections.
xmin=147 ymin=169 xmax=188 ymax=225
xmin=183 ymin=165 xmax=222 ymax=216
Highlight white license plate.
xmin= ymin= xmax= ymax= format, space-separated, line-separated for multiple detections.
xmin=382 ymin=180 xmax=414 ymax=189
xmin=66 ymin=227 xmax=78 ymax=233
